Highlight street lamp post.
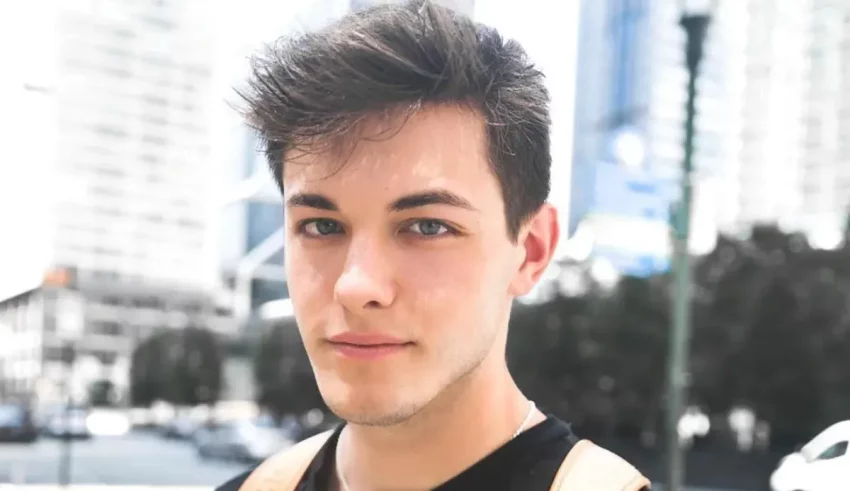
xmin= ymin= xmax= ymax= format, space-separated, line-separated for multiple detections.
xmin=665 ymin=4 xmax=711 ymax=491
xmin=59 ymin=341 xmax=76 ymax=487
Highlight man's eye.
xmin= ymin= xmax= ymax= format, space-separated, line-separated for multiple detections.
xmin=302 ymin=219 xmax=343 ymax=237
xmin=407 ymin=220 xmax=451 ymax=237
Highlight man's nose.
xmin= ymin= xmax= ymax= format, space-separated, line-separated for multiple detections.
xmin=333 ymin=237 xmax=396 ymax=312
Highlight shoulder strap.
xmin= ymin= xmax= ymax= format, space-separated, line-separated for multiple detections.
xmin=549 ymin=439 xmax=651 ymax=491
xmin=239 ymin=430 xmax=334 ymax=491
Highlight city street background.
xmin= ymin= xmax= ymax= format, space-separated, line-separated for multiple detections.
xmin=0 ymin=435 xmax=725 ymax=490
xmin=0 ymin=434 xmax=247 ymax=487
xmin=3 ymin=0 xmax=850 ymax=490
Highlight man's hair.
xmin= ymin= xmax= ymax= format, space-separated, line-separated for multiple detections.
xmin=240 ymin=0 xmax=551 ymax=239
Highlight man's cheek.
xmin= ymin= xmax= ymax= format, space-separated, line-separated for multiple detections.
xmin=289 ymin=260 xmax=334 ymax=317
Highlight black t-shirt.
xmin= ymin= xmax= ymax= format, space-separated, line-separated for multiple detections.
xmin=217 ymin=415 xmax=579 ymax=491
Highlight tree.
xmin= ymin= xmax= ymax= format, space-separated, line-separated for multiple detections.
xmin=784 ymin=248 xmax=850 ymax=433
xmin=88 ymin=379 xmax=116 ymax=407
xmin=130 ymin=327 xmax=223 ymax=408
xmin=253 ymin=318 xmax=325 ymax=420
xmin=504 ymin=223 xmax=850 ymax=451
xmin=727 ymin=272 xmax=820 ymax=444
xmin=690 ymin=233 xmax=773 ymax=413
xmin=165 ymin=326 xmax=224 ymax=407
xmin=706 ymin=225 xmax=850 ymax=445
xmin=130 ymin=331 xmax=172 ymax=407
xmin=596 ymin=275 xmax=669 ymax=441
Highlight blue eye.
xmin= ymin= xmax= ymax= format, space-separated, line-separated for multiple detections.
xmin=301 ymin=219 xmax=343 ymax=237
xmin=403 ymin=219 xmax=460 ymax=238
xmin=413 ymin=220 xmax=448 ymax=236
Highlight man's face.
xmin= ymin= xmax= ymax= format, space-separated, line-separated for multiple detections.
xmin=282 ymin=106 xmax=535 ymax=426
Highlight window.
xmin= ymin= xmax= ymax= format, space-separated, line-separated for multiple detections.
xmin=140 ymin=15 xmax=174 ymax=30
xmin=142 ymin=94 xmax=168 ymax=107
xmin=92 ymin=165 xmax=125 ymax=178
xmin=93 ymin=124 xmax=127 ymax=138
xmin=816 ymin=441 xmax=848 ymax=461
xmin=43 ymin=313 xmax=56 ymax=334
xmin=93 ymin=350 xmax=117 ymax=366
xmin=142 ymin=134 xmax=168 ymax=146
xmin=90 ymin=185 xmax=121 ymax=197
xmin=142 ymin=114 xmax=168 ymax=126
xmin=112 ymin=27 xmax=135 ymax=39
xmin=177 ymin=218 xmax=202 ymax=229
xmin=94 ymin=322 xmax=122 ymax=337
xmin=102 ymin=296 xmax=122 ymax=306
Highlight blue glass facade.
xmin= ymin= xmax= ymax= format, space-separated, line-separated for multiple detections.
xmin=246 ymin=201 xmax=284 ymax=266
xmin=569 ymin=0 xmax=672 ymax=276
xmin=240 ymin=129 xmax=287 ymax=308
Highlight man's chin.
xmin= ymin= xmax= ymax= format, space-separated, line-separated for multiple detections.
xmin=326 ymin=397 xmax=423 ymax=427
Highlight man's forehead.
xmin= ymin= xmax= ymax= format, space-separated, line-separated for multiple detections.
xmin=281 ymin=105 xmax=489 ymax=190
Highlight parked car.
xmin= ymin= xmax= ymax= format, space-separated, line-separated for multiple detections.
xmin=195 ymin=418 xmax=293 ymax=464
xmin=0 ymin=404 xmax=38 ymax=443
xmin=162 ymin=415 xmax=201 ymax=440
xmin=44 ymin=406 xmax=92 ymax=440
xmin=770 ymin=420 xmax=850 ymax=491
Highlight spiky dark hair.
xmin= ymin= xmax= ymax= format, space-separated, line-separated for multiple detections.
xmin=239 ymin=0 xmax=551 ymax=239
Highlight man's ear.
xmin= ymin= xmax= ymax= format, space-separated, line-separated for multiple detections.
xmin=509 ymin=204 xmax=560 ymax=297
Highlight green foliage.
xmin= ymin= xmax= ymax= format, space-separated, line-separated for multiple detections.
xmin=87 ymin=379 xmax=116 ymax=407
xmin=130 ymin=331 xmax=171 ymax=407
xmin=510 ymin=224 xmax=850 ymax=446
xmin=252 ymin=319 xmax=326 ymax=420
xmin=129 ymin=326 xmax=223 ymax=407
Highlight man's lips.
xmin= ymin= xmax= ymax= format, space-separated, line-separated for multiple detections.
xmin=327 ymin=332 xmax=413 ymax=360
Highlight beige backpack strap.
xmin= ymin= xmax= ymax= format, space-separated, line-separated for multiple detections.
xmin=549 ymin=439 xmax=651 ymax=491
xmin=239 ymin=430 xmax=334 ymax=491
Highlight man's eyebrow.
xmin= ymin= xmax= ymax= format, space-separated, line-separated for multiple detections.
xmin=286 ymin=193 xmax=339 ymax=211
xmin=389 ymin=190 xmax=478 ymax=212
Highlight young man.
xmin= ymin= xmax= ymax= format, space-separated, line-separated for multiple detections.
xmin=219 ymin=1 xmax=648 ymax=490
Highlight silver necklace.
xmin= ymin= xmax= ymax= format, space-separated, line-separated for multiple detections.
xmin=337 ymin=400 xmax=537 ymax=491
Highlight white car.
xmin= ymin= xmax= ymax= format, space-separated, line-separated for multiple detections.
xmin=45 ymin=408 xmax=91 ymax=439
xmin=770 ymin=420 xmax=850 ymax=491
xmin=162 ymin=416 xmax=200 ymax=440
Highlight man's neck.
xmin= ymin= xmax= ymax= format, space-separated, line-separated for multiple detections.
xmin=335 ymin=355 xmax=545 ymax=490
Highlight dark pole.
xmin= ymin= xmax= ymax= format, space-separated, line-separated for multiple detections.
xmin=59 ymin=342 xmax=76 ymax=487
xmin=665 ymin=11 xmax=710 ymax=491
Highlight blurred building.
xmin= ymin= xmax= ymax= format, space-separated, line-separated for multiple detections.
xmin=731 ymin=1 xmax=808 ymax=231
xmin=793 ymin=0 xmax=850 ymax=246
xmin=217 ymin=127 xmax=288 ymax=322
xmin=0 ymin=0 xmax=234 ymax=406
xmin=725 ymin=0 xmax=850 ymax=246
xmin=49 ymin=0 xmax=220 ymax=287
xmin=568 ymin=0 xmax=745 ymax=275
xmin=0 ymin=269 xmax=233 ymax=405
xmin=566 ymin=0 xmax=850 ymax=267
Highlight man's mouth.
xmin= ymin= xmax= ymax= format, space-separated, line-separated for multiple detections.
xmin=327 ymin=332 xmax=414 ymax=360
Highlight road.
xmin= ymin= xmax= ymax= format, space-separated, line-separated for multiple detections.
xmin=0 ymin=433 xmax=249 ymax=487
xmin=0 ymin=434 xmax=743 ymax=490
